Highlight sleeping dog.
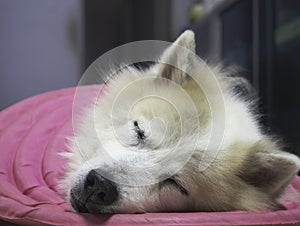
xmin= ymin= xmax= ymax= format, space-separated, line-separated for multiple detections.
xmin=60 ymin=30 xmax=300 ymax=214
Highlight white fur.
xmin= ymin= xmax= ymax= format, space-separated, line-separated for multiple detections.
xmin=60 ymin=30 xmax=300 ymax=213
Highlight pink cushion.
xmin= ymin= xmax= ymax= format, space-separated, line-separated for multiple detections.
xmin=0 ymin=85 xmax=300 ymax=225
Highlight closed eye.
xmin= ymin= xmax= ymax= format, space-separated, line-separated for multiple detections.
xmin=133 ymin=121 xmax=145 ymax=142
xmin=160 ymin=177 xmax=189 ymax=196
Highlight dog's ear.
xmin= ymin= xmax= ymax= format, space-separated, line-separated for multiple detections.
xmin=239 ymin=149 xmax=300 ymax=197
xmin=156 ymin=30 xmax=196 ymax=85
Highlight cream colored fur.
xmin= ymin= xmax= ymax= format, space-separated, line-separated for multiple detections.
xmin=60 ymin=31 xmax=300 ymax=213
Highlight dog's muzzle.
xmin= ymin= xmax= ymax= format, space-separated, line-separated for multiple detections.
xmin=70 ymin=169 xmax=118 ymax=213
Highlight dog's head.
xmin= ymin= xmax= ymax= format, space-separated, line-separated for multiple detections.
xmin=61 ymin=31 xmax=300 ymax=214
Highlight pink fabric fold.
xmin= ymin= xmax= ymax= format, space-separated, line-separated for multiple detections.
xmin=0 ymin=85 xmax=299 ymax=225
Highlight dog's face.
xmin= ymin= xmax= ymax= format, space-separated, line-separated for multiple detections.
xmin=61 ymin=31 xmax=300 ymax=214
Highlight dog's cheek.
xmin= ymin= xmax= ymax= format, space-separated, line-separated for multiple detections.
xmin=158 ymin=190 xmax=193 ymax=211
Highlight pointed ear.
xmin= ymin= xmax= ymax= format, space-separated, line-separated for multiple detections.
xmin=156 ymin=30 xmax=196 ymax=85
xmin=239 ymin=150 xmax=300 ymax=197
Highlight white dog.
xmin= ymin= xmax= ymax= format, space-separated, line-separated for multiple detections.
xmin=60 ymin=30 xmax=300 ymax=214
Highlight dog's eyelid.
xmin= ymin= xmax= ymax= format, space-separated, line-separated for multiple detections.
xmin=160 ymin=177 xmax=189 ymax=196
xmin=133 ymin=120 xmax=139 ymax=127
xmin=133 ymin=120 xmax=145 ymax=141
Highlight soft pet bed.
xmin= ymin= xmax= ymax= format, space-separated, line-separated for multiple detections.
xmin=0 ymin=85 xmax=300 ymax=226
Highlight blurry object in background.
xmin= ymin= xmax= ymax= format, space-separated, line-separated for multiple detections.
xmin=0 ymin=0 xmax=84 ymax=110
xmin=189 ymin=2 xmax=205 ymax=24
xmin=275 ymin=15 xmax=300 ymax=45
xmin=83 ymin=0 xmax=125 ymax=68
xmin=1 ymin=0 xmax=299 ymax=159
xmin=193 ymin=0 xmax=300 ymax=157
xmin=221 ymin=0 xmax=253 ymax=81
xmin=84 ymin=0 xmax=172 ymax=68
xmin=272 ymin=0 xmax=300 ymax=158
xmin=0 ymin=0 xmax=175 ymax=110
xmin=170 ymin=0 xmax=195 ymax=40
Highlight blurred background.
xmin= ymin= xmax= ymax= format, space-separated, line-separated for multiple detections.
xmin=0 ymin=0 xmax=299 ymax=157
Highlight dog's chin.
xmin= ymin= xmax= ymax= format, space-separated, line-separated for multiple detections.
xmin=69 ymin=192 xmax=89 ymax=213
xmin=70 ymin=200 xmax=113 ymax=214
xmin=69 ymin=193 xmax=121 ymax=214
xmin=70 ymin=199 xmax=147 ymax=214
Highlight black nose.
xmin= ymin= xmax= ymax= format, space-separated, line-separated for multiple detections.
xmin=84 ymin=170 xmax=118 ymax=206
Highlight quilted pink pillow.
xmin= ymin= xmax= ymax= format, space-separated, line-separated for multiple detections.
xmin=0 ymin=85 xmax=300 ymax=225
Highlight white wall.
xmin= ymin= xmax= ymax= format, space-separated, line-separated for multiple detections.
xmin=0 ymin=0 xmax=83 ymax=110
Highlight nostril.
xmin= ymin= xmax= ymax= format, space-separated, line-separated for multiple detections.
xmin=97 ymin=191 xmax=106 ymax=202
xmin=84 ymin=170 xmax=119 ymax=206
xmin=85 ymin=170 xmax=99 ymax=190
xmin=96 ymin=188 xmax=118 ymax=205
xmin=86 ymin=173 xmax=95 ymax=188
